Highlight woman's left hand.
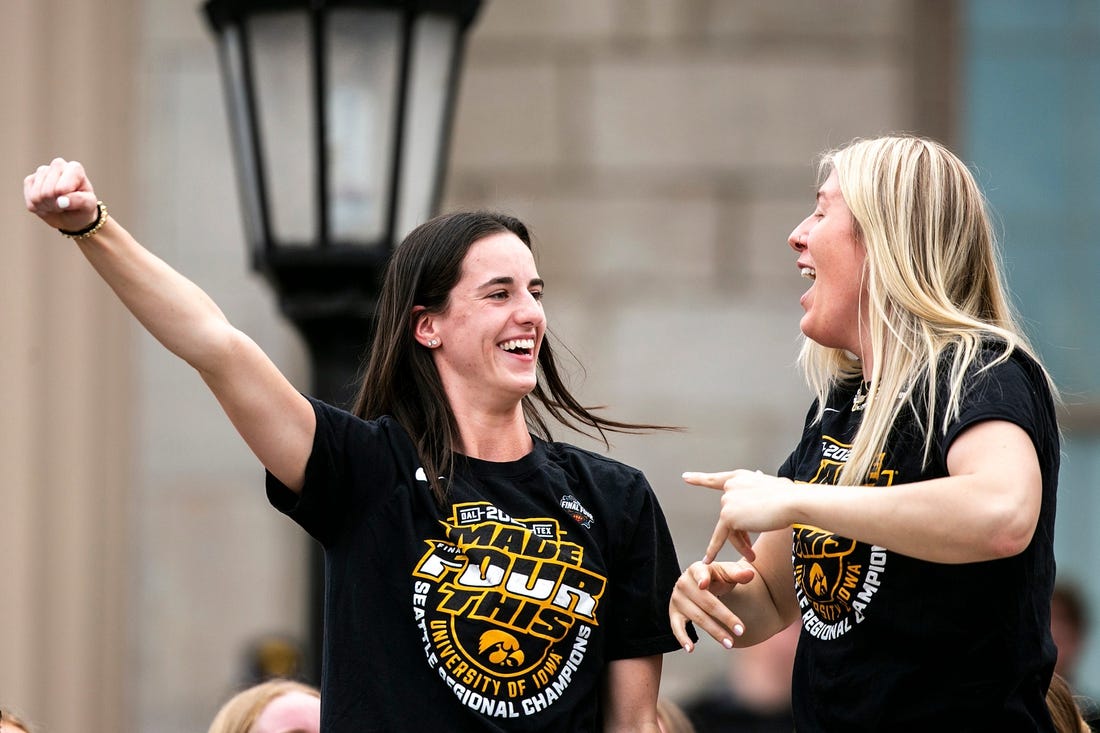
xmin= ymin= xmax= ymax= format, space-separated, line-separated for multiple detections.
xmin=682 ymin=469 xmax=799 ymax=563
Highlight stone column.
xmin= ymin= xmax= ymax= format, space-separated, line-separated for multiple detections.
xmin=0 ymin=0 xmax=137 ymax=731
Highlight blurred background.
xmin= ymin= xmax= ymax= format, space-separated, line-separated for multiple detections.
xmin=1 ymin=1 xmax=1098 ymax=731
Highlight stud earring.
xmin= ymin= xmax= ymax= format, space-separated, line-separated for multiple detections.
xmin=427 ymin=339 xmax=439 ymax=347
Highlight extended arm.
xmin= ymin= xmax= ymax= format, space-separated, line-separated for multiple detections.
xmin=24 ymin=158 xmax=314 ymax=491
xmin=601 ymin=655 xmax=662 ymax=733
xmin=693 ymin=419 xmax=1042 ymax=565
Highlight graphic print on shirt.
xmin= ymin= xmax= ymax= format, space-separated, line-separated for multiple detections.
xmin=793 ymin=434 xmax=895 ymax=641
xmin=560 ymin=495 xmax=595 ymax=529
xmin=412 ymin=501 xmax=605 ymax=719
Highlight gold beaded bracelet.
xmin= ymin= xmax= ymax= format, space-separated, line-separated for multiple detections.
xmin=59 ymin=201 xmax=108 ymax=239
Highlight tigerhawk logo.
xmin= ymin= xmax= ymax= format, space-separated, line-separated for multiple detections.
xmin=793 ymin=434 xmax=894 ymax=641
xmin=479 ymin=629 xmax=525 ymax=667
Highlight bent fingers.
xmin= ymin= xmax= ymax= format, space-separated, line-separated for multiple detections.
xmin=704 ymin=521 xmax=756 ymax=564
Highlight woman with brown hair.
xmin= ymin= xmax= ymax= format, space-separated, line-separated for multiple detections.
xmin=25 ymin=158 xmax=681 ymax=732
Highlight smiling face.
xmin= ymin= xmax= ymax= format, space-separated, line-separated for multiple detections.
xmin=788 ymin=169 xmax=870 ymax=359
xmin=416 ymin=231 xmax=546 ymax=415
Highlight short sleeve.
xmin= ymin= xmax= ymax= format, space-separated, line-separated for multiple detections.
xmin=779 ymin=399 xmax=824 ymax=479
xmin=266 ymin=397 xmax=402 ymax=546
xmin=604 ymin=472 xmax=683 ymax=660
xmin=941 ymin=351 xmax=1057 ymax=462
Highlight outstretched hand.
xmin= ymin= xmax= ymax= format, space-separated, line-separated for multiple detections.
xmin=24 ymin=158 xmax=99 ymax=232
xmin=682 ymin=469 xmax=799 ymax=563
xmin=669 ymin=560 xmax=756 ymax=652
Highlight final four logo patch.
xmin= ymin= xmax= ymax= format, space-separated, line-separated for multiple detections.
xmin=560 ymin=495 xmax=594 ymax=529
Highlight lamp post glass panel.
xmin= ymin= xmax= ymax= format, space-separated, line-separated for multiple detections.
xmin=202 ymin=0 xmax=482 ymax=683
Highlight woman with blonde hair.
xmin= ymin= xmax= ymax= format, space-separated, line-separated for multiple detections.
xmin=207 ymin=679 xmax=320 ymax=733
xmin=0 ymin=708 xmax=34 ymax=733
xmin=670 ymin=135 xmax=1060 ymax=730
xmin=655 ymin=698 xmax=696 ymax=733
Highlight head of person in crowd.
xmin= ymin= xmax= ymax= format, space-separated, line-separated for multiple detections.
xmin=681 ymin=621 xmax=798 ymax=733
xmin=1046 ymin=672 xmax=1091 ymax=733
xmin=0 ymin=708 xmax=33 ymax=733
xmin=1051 ymin=582 xmax=1091 ymax=682
xmin=207 ymin=679 xmax=320 ymax=733
xmin=657 ymin=697 xmax=697 ymax=733
xmin=723 ymin=619 xmax=799 ymax=714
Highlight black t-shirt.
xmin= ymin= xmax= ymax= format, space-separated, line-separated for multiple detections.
xmin=267 ymin=398 xmax=682 ymax=732
xmin=778 ymin=348 xmax=1059 ymax=732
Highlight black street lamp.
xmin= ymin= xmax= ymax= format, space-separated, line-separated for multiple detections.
xmin=202 ymin=0 xmax=482 ymax=683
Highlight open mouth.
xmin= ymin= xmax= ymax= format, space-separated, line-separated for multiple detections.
xmin=800 ymin=267 xmax=816 ymax=281
xmin=498 ymin=338 xmax=535 ymax=356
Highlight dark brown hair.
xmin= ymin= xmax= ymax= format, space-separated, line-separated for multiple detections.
xmin=353 ymin=210 xmax=672 ymax=503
